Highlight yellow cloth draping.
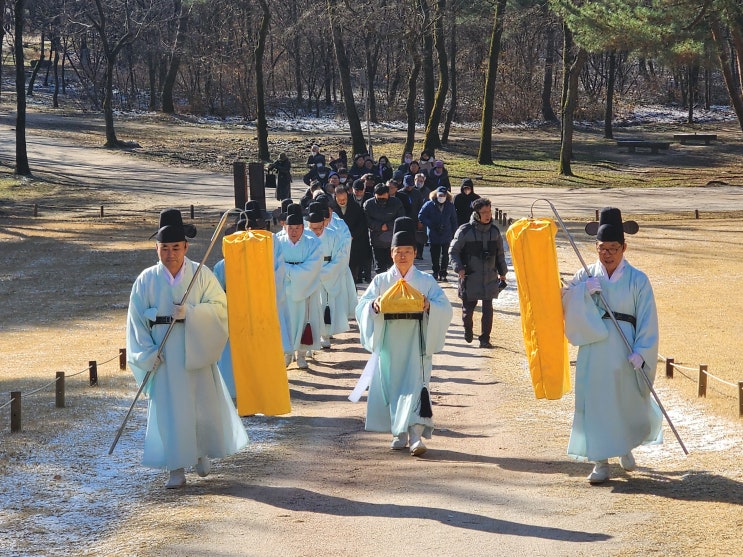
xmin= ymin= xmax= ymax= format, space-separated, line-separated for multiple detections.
xmin=223 ymin=230 xmax=290 ymax=415
xmin=506 ymin=218 xmax=571 ymax=400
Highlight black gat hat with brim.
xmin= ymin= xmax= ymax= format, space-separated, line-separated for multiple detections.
xmin=585 ymin=207 xmax=639 ymax=244
xmin=150 ymin=208 xmax=197 ymax=243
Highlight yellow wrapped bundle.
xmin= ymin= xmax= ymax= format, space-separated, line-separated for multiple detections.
xmin=506 ymin=218 xmax=570 ymax=400
xmin=223 ymin=230 xmax=290 ymax=416
xmin=379 ymin=279 xmax=425 ymax=313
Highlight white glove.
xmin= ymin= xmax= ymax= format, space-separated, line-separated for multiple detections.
xmin=171 ymin=302 xmax=187 ymax=321
xmin=151 ymin=353 xmax=164 ymax=371
xmin=628 ymin=352 xmax=644 ymax=370
xmin=585 ymin=276 xmax=602 ymax=295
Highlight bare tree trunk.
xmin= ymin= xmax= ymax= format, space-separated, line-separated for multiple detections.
xmin=162 ymin=0 xmax=187 ymax=114
xmin=604 ymin=51 xmax=615 ymax=139
xmin=148 ymin=53 xmax=158 ymax=111
xmin=0 ymin=10 xmax=4 ymax=99
xmin=14 ymin=0 xmax=31 ymax=175
xmin=420 ymin=0 xmax=435 ymax=123
xmin=327 ymin=0 xmax=366 ymax=155
xmin=442 ymin=6 xmax=457 ymax=145
xmin=477 ymin=0 xmax=507 ymax=165
xmin=255 ymin=0 xmax=270 ymax=161
xmin=559 ymin=46 xmax=587 ymax=176
xmin=423 ymin=0 xmax=448 ymax=151
xmin=541 ymin=18 xmax=558 ymax=123
xmin=711 ymin=19 xmax=743 ymax=133
xmin=27 ymin=31 xmax=45 ymax=96
xmin=403 ymin=40 xmax=422 ymax=158
xmin=52 ymin=46 xmax=60 ymax=108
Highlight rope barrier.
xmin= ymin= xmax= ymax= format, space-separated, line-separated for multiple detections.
xmin=0 ymin=395 xmax=17 ymax=411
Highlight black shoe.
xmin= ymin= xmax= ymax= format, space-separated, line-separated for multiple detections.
xmin=439 ymin=274 xmax=447 ymax=282
xmin=464 ymin=329 xmax=473 ymax=343
xmin=431 ymin=271 xmax=439 ymax=280
xmin=479 ymin=340 xmax=494 ymax=349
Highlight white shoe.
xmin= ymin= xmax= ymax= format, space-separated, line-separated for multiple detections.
xmin=305 ymin=350 xmax=313 ymax=358
xmin=296 ymin=352 xmax=308 ymax=369
xmin=320 ymin=336 xmax=331 ymax=349
xmin=588 ymin=460 xmax=610 ymax=484
xmin=410 ymin=440 xmax=427 ymax=456
xmin=390 ymin=433 xmax=408 ymax=450
xmin=195 ymin=456 xmax=211 ymax=478
xmin=619 ymin=451 xmax=636 ymax=471
xmin=165 ymin=468 xmax=186 ymax=489
xmin=284 ymin=352 xmax=293 ymax=366
xmin=408 ymin=424 xmax=427 ymax=456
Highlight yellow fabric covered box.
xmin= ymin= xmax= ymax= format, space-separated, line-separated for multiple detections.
xmin=379 ymin=279 xmax=425 ymax=314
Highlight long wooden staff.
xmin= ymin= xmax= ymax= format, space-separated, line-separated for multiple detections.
xmin=108 ymin=208 xmax=241 ymax=455
xmin=530 ymin=199 xmax=688 ymax=455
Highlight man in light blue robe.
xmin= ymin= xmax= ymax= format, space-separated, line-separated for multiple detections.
xmin=307 ymin=210 xmax=351 ymax=348
xmin=126 ymin=209 xmax=248 ymax=489
xmin=355 ymin=221 xmax=452 ymax=456
xmin=562 ymin=207 xmax=662 ymax=484
xmin=275 ymin=212 xmax=323 ymax=369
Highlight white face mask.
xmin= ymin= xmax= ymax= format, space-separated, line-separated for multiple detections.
xmin=404 ymin=157 xmax=412 ymax=164
xmin=340 ymin=177 xmax=347 ymax=183
xmin=437 ymin=195 xmax=446 ymax=203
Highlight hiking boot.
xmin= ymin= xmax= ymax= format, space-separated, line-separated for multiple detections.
xmin=464 ymin=328 xmax=473 ymax=343
xmin=479 ymin=340 xmax=494 ymax=349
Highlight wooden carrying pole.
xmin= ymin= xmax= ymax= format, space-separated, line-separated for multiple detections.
xmin=108 ymin=208 xmax=241 ymax=455
xmin=531 ymin=199 xmax=689 ymax=455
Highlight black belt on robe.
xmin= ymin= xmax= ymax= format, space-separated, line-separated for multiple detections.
xmin=149 ymin=316 xmax=185 ymax=326
xmin=602 ymin=311 xmax=636 ymax=328
xmin=286 ymin=261 xmax=300 ymax=265
xmin=384 ymin=312 xmax=423 ymax=321
xmin=323 ymin=256 xmax=332 ymax=262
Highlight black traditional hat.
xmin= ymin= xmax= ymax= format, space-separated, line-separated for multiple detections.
xmin=151 ymin=208 xmax=197 ymax=243
xmin=585 ymin=207 xmax=639 ymax=244
xmin=308 ymin=202 xmax=323 ymax=215
xmin=308 ymin=212 xmax=325 ymax=224
xmin=391 ymin=216 xmax=416 ymax=247
xmin=286 ymin=213 xmax=304 ymax=226
xmin=281 ymin=198 xmax=294 ymax=212
xmin=286 ymin=203 xmax=303 ymax=219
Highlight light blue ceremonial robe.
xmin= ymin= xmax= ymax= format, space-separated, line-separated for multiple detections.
xmin=212 ymin=259 xmax=236 ymax=398
xmin=356 ymin=265 xmax=452 ymax=437
xmin=562 ymin=258 xmax=662 ymax=462
xmin=313 ymin=226 xmax=352 ymax=336
xmin=275 ymin=231 xmax=323 ymax=351
xmin=327 ymin=214 xmax=358 ymax=317
xmin=126 ymin=258 xmax=249 ymax=470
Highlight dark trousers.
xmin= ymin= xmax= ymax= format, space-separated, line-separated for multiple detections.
xmin=462 ymin=299 xmax=493 ymax=341
xmin=430 ymin=242 xmax=451 ymax=276
xmin=373 ymin=246 xmax=392 ymax=274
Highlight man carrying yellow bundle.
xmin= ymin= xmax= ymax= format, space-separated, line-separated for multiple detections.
xmin=355 ymin=217 xmax=452 ymax=456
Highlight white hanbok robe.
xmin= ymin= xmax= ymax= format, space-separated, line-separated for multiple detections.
xmin=356 ymin=265 xmax=452 ymax=438
xmin=126 ymin=258 xmax=248 ymax=470
xmin=275 ymin=231 xmax=323 ymax=351
xmin=562 ymin=258 xmax=662 ymax=461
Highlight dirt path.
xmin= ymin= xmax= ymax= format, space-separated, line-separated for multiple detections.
xmin=1 ymin=115 xmax=743 ymax=556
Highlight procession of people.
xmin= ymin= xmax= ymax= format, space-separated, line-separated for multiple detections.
xmin=126 ymin=145 xmax=664 ymax=489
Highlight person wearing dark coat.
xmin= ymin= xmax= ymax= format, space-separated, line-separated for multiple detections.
xmin=306 ymin=144 xmax=325 ymax=168
xmin=268 ymin=153 xmax=293 ymax=201
xmin=426 ymin=160 xmax=451 ymax=192
xmin=453 ymin=178 xmax=481 ymax=226
xmin=399 ymin=175 xmax=427 ymax=259
xmin=303 ymin=162 xmax=331 ymax=189
xmin=364 ymin=184 xmax=405 ymax=275
xmin=449 ymin=198 xmax=508 ymax=349
xmin=330 ymin=150 xmax=348 ymax=171
xmin=375 ymin=156 xmax=394 ymax=183
xmin=333 ymin=186 xmax=372 ymax=283
xmin=418 ymin=186 xmax=458 ymax=281
xmin=350 ymin=179 xmax=373 ymax=208
xmin=348 ymin=154 xmax=367 ymax=181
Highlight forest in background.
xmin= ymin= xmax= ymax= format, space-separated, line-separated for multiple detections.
xmin=3 ymin=0 xmax=743 ymax=173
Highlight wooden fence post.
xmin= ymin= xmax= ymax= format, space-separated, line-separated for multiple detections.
xmin=119 ymin=348 xmax=127 ymax=370
xmin=190 ymin=205 xmax=195 ymax=219
xmin=694 ymin=209 xmax=700 ymax=219
xmin=738 ymin=382 xmax=743 ymax=418
xmin=10 ymin=392 xmax=21 ymax=432
xmin=89 ymin=361 xmax=98 ymax=387
xmin=100 ymin=205 xmax=104 ymax=218
xmin=698 ymin=364 xmax=707 ymax=397
xmin=56 ymin=372 xmax=65 ymax=408
xmin=665 ymin=357 xmax=674 ymax=378
xmin=33 ymin=204 xmax=38 ymax=217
